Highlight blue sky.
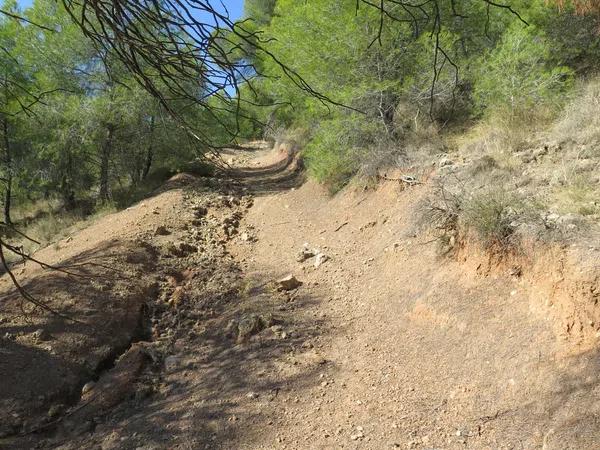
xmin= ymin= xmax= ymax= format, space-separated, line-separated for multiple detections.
xmin=220 ymin=0 xmax=245 ymax=20
xmin=17 ymin=0 xmax=245 ymax=21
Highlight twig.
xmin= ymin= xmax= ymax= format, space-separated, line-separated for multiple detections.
xmin=334 ymin=221 xmax=349 ymax=232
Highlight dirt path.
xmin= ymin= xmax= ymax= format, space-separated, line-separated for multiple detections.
xmin=226 ymin=146 xmax=600 ymax=450
xmin=2 ymin=143 xmax=599 ymax=449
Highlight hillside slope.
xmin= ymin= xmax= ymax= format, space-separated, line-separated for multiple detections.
xmin=1 ymin=143 xmax=599 ymax=449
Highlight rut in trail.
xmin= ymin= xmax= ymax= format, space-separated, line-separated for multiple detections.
xmin=1 ymin=142 xmax=599 ymax=450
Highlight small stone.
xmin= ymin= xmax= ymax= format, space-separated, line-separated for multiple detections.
xmin=81 ymin=381 xmax=96 ymax=395
xmin=154 ymin=225 xmax=170 ymax=236
xmin=350 ymin=431 xmax=364 ymax=441
xmin=439 ymin=156 xmax=454 ymax=168
xmin=297 ymin=244 xmax=317 ymax=262
xmin=314 ymin=253 xmax=329 ymax=268
xmin=359 ymin=221 xmax=377 ymax=231
xmin=169 ymin=286 xmax=187 ymax=306
xmin=277 ymin=275 xmax=302 ymax=291
xmin=33 ymin=328 xmax=51 ymax=342
xmin=509 ymin=266 xmax=522 ymax=277
xmin=246 ymin=392 xmax=259 ymax=399
xmin=47 ymin=404 xmax=65 ymax=418
xmin=236 ymin=314 xmax=273 ymax=342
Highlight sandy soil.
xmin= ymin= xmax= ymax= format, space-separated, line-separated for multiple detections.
xmin=1 ymin=143 xmax=599 ymax=449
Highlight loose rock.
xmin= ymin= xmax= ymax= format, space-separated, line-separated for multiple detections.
xmin=277 ymin=275 xmax=302 ymax=291
xmin=81 ymin=381 xmax=96 ymax=396
xmin=154 ymin=225 xmax=171 ymax=236
xmin=33 ymin=328 xmax=51 ymax=342
xmin=314 ymin=253 xmax=329 ymax=268
xmin=47 ymin=404 xmax=65 ymax=418
xmin=297 ymin=244 xmax=317 ymax=262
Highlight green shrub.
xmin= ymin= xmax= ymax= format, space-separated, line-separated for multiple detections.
xmin=473 ymin=24 xmax=573 ymax=123
xmin=303 ymin=115 xmax=387 ymax=192
xmin=303 ymin=130 xmax=360 ymax=193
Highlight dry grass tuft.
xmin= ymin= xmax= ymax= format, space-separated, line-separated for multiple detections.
xmin=553 ymin=77 xmax=600 ymax=144
xmin=3 ymin=204 xmax=117 ymax=266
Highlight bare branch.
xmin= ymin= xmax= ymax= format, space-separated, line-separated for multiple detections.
xmin=0 ymin=8 xmax=56 ymax=31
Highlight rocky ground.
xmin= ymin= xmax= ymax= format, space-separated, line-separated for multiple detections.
xmin=1 ymin=143 xmax=599 ymax=449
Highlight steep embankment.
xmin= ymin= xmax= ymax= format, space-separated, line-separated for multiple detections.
xmin=1 ymin=143 xmax=599 ymax=449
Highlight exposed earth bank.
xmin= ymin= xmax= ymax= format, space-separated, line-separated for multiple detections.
xmin=1 ymin=143 xmax=599 ymax=449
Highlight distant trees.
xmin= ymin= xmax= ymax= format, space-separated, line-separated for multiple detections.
xmin=0 ymin=0 xmax=36 ymax=225
xmin=0 ymin=0 xmax=212 ymax=223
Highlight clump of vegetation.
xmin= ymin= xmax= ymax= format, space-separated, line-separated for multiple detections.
xmin=461 ymin=190 xmax=525 ymax=249
xmin=303 ymin=117 xmax=373 ymax=192
xmin=426 ymin=181 xmax=541 ymax=253
xmin=472 ymin=23 xmax=573 ymax=125
xmin=552 ymin=174 xmax=600 ymax=217
xmin=554 ymin=77 xmax=600 ymax=143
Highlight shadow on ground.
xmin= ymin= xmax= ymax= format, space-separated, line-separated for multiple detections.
xmin=0 ymin=239 xmax=156 ymax=443
xmin=512 ymin=347 xmax=600 ymax=449
xmin=226 ymin=147 xmax=306 ymax=196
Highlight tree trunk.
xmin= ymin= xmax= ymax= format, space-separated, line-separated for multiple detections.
xmin=2 ymin=116 xmax=12 ymax=225
xmin=141 ymin=115 xmax=155 ymax=180
xmin=99 ymin=124 xmax=114 ymax=204
xmin=61 ymin=151 xmax=76 ymax=210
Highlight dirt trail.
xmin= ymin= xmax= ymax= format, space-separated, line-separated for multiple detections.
xmin=1 ymin=143 xmax=599 ymax=449
xmin=227 ymin=145 xmax=600 ymax=449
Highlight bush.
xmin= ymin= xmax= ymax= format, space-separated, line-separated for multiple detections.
xmin=303 ymin=118 xmax=363 ymax=192
xmin=302 ymin=113 xmax=400 ymax=192
xmin=426 ymin=182 xmax=534 ymax=252
xmin=473 ymin=24 xmax=573 ymax=123
xmin=461 ymin=189 xmax=524 ymax=248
